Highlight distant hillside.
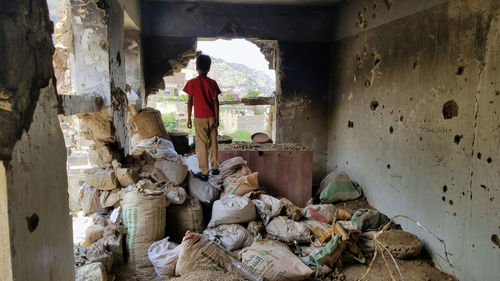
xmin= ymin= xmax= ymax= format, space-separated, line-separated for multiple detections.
xmin=186 ymin=57 xmax=275 ymax=97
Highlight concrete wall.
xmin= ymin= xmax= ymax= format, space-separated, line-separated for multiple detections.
xmin=327 ymin=0 xmax=500 ymax=280
xmin=141 ymin=2 xmax=332 ymax=182
xmin=0 ymin=0 xmax=74 ymax=280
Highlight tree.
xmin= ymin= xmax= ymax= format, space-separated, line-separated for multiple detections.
xmin=228 ymin=130 xmax=252 ymax=142
xmin=245 ymin=91 xmax=259 ymax=98
xmin=162 ymin=113 xmax=177 ymax=131
xmin=222 ymin=93 xmax=239 ymax=102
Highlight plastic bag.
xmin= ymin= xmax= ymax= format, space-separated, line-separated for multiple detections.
xmin=148 ymin=237 xmax=180 ymax=279
xmin=203 ymin=224 xmax=254 ymax=251
xmin=318 ymin=172 xmax=361 ymax=203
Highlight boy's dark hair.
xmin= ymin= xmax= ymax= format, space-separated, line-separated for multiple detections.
xmin=196 ymin=55 xmax=211 ymax=72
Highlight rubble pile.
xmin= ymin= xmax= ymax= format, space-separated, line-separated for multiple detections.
xmin=73 ymin=108 xmax=454 ymax=281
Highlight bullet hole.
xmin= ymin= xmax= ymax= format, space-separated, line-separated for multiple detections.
xmin=306 ymin=117 xmax=310 ymax=120
xmin=412 ymin=59 xmax=419 ymax=69
xmin=364 ymin=79 xmax=372 ymax=88
xmin=258 ymin=151 xmax=264 ymax=157
xmin=409 ymin=97 xmax=413 ymax=101
xmin=389 ymin=126 xmax=394 ymax=134
xmin=454 ymin=135 xmax=463 ymax=144
xmin=453 ymin=212 xmax=456 ymax=216
xmin=373 ymin=56 xmax=381 ymax=66
xmin=419 ymin=137 xmax=422 ymax=141
xmin=385 ymin=0 xmax=393 ymax=10
xmin=400 ymin=115 xmax=404 ymax=122
xmin=116 ymin=51 xmax=121 ymax=66
xmin=477 ymin=152 xmax=482 ymax=159
xmin=481 ymin=184 xmax=487 ymax=189
xmin=492 ymin=234 xmax=500 ymax=247
xmin=387 ymin=164 xmax=391 ymax=169
xmin=456 ymin=66 xmax=464 ymax=75
xmin=442 ymin=196 xmax=446 ymax=202
xmin=472 ymin=244 xmax=475 ymax=248
xmin=26 ymin=213 xmax=39 ymax=233
xmin=372 ymin=12 xmax=378 ymax=18
xmin=442 ymin=100 xmax=459 ymax=119
xmin=487 ymin=157 xmax=492 ymax=163
xmin=348 ymin=121 xmax=354 ymax=128
xmin=96 ymin=0 xmax=109 ymax=9
xmin=443 ymin=185 xmax=448 ymax=193
xmin=496 ymin=91 xmax=500 ymax=96
xmin=370 ymin=100 xmax=379 ymax=111
xmin=449 ymin=200 xmax=454 ymax=205
xmin=461 ymin=192 xmax=465 ymax=196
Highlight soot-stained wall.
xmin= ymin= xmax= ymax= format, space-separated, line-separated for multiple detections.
xmin=0 ymin=1 xmax=74 ymax=280
xmin=141 ymin=2 xmax=332 ymax=182
xmin=328 ymin=0 xmax=500 ymax=280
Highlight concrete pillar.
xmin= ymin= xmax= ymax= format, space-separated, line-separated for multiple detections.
xmin=0 ymin=1 xmax=74 ymax=280
xmin=70 ymin=0 xmax=129 ymax=154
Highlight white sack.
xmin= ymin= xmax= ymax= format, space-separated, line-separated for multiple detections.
xmin=148 ymin=237 xmax=180 ymax=279
xmin=208 ymin=194 xmax=256 ymax=227
xmin=203 ymin=224 xmax=254 ymax=251
xmin=266 ymin=216 xmax=311 ymax=243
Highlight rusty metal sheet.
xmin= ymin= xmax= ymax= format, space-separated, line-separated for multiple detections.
xmin=218 ymin=149 xmax=313 ymax=207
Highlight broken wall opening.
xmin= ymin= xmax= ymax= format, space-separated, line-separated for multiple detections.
xmin=146 ymin=38 xmax=279 ymax=143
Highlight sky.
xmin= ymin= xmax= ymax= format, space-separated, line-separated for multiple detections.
xmin=197 ymin=39 xmax=276 ymax=80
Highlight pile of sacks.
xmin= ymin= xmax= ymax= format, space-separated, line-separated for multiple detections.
xmin=143 ymin=160 xmax=423 ymax=281
xmin=74 ymin=108 xmax=191 ymax=281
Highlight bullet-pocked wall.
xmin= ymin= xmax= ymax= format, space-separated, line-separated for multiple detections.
xmin=141 ymin=1 xmax=333 ymax=183
xmin=327 ymin=0 xmax=500 ymax=280
xmin=0 ymin=1 xmax=74 ymax=280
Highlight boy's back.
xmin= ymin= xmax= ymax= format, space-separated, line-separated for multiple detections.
xmin=184 ymin=55 xmax=221 ymax=181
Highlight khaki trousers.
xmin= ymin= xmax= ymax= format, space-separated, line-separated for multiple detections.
xmin=194 ymin=117 xmax=219 ymax=175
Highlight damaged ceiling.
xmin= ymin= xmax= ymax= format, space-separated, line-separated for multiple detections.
xmin=145 ymin=0 xmax=343 ymax=6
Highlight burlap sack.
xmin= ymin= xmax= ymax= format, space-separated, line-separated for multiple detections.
xmin=175 ymin=232 xmax=236 ymax=276
xmin=222 ymin=172 xmax=259 ymax=196
xmin=132 ymin=108 xmax=171 ymax=140
xmin=240 ymin=239 xmax=313 ymax=281
xmin=122 ymin=191 xmax=167 ymax=280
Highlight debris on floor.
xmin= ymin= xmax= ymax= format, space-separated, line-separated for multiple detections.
xmin=72 ymin=109 xmax=457 ymax=281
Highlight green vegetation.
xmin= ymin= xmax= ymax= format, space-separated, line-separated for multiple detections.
xmin=222 ymin=93 xmax=240 ymax=102
xmin=245 ymin=90 xmax=259 ymax=98
xmin=161 ymin=113 xmax=177 ymax=131
xmin=254 ymin=107 xmax=264 ymax=115
xmin=228 ymin=130 xmax=252 ymax=142
xmin=167 ymin=95 xmax=188 ymax=102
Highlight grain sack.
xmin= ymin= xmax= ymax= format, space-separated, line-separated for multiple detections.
xmin=266 ymin=216 xmax=310 ymax=243
xmin=309 ymin=234 xmax=345 ymax=268
xmin=240 ymin=239 xmax=313 ymax=281
xmin=188 ymin=174 xmax=221 ymax=204
xmin=302 ymin=204 xmax=336 ymax=224
xmin=122 ymin=190 xmax=167 ymax=280
xmin=208 ymin=194 xmax=256 ymax=228
xmin=203 ymin=224 xmax=254 ymax=251
xmin=165 ymin=197 xmax=204 ymax=243
xmin=148 ymin=237 xmax=180 ymax=279
xmin=132 ymin=108 xmax=171 ymax=140
xmin=131 ymin=136 xmax=177 ymax=159
xmin=209 ymin=157 xmax=247 ymax=187
xmin=302 ymin=219 xmax=331 ymax=240
xmin=153 ymin=158 xmax=188 ymax=185
xmin=164 ymin=186 xmax=187 ymax=205
xmin=222 ymin=172 xmax=259 ymax=196
xmin=318 ymin=172 xmax=362 ymax=203
xmin=222 ymin=165 xmax=252 ymax=189
xmin=253 ymin=194 xmax=283 ymax=225
xmin=175 ymin=232 xmax=237 ymax=276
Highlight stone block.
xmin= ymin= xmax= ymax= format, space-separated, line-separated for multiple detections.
xmin=85 ymin=168 xmax=118 ymax=190
xmin=99 ymin=189 xmax=120 ymax=208
xmin=79 ymin=184 xmax=106 ymax=216
xmin=75 ymin=262 xmax=107 ymax=281
xmin=115 ymin=167 xmax=137 ymax=187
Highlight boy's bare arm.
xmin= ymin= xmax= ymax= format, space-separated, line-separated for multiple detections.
xmin=187 ymin=95 xmax=193 ymax=128
xmin=214 ymin=95 xmax=219 ymax=128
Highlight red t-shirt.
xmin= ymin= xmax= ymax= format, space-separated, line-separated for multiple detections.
xmin=183 ymin=76 xmax=221 ymax=118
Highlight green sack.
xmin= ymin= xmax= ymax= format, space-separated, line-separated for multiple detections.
xmin=308 ymin=234 xmax=343 ymax=268
xmin=319 ymin=172 xmax=361 ymax=203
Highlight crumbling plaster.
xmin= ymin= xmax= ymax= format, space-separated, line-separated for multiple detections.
xmin=327 ymin=1 xmax=500 ymax=280
xmin=0 ymin=1 xmax=74 ymax=279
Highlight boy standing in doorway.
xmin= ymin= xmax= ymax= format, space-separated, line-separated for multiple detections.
xmin=184 ymin=55 xmax=221 ymax=181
